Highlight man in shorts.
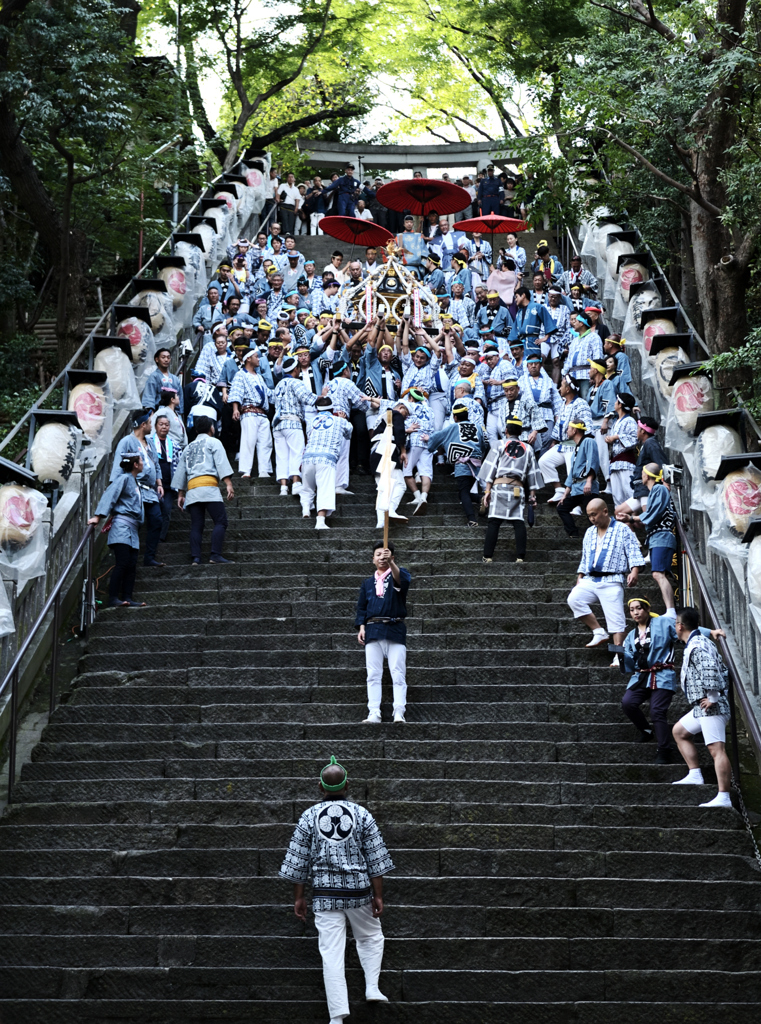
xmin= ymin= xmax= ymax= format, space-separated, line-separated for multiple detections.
xmin=672 ymin=607 xmax=732 ymax=808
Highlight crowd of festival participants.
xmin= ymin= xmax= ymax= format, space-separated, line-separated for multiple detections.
xmin=85 ymin=174 xmax=737 ymax=1023
xmin=88 ymin=193 xmax=734 ymax=808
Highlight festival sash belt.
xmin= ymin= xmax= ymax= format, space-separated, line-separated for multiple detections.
xmin=188 ymin=475 xmax=219 ymax=490
xmin=639 ymin=662 xmax=675 ymax=690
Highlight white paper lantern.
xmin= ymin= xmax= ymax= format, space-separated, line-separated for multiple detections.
xmin=129 ymin=290 xmax=166 ymax=333
xmin=175 ymin=241 xmax=203 ymax=278
xmin=697 ymin=425 xmax=744 ymax=482
xmin=94 ymin=347 xmax=132 ymax=401
xmin=30 ymin=422 xmax=79 ymax=486
xmin=0 ymin=485 xmax=41 ymax=546
xmin=595 ymin=223 xmax=624 ymax=262
xmin=643 ymin=317 xmax=676 ymax=353
xmin=195 ymin=222 xmax=216 ymax=254
xmin=630 ymin=289 xmax=660 ymax=330
xmin=158 ymin=266 xmax=187 ymax=309
xmin=619 ymin=263 xmax=649 ymax=302
xmin=214 ymin=190 xmax=236 ymax=213
xmin=672 ymin=374 xmax=713 ymax=432
xmin=748 ymin=536 xmax=761 ymax=605
xmin=68 ymin=382 xmax=106 ymax=439
xmin=607 ymin=240 xmax=634 ymax=279
xmin=723 ymin=468 xmax=761 ymax=536
xmin=246 ymin=168 xmax=263 ymax=189
xmin=653 ymin=346 xmax=689 ymax=398
xmin=205 ymin=206 xmax=228 ymax=236
xmin=116 ymin=316 xmax=152 ymax=364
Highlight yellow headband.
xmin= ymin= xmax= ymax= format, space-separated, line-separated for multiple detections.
xmin=379 ymin=344 xmax=393 ymax=352
xmin=644 ymin=467 xmax=663 ymax=481
xmin=570 ymin=421 xmax=587 ymax=431
xmin=502 ymin=379 xmax=519 ymax=388
xmin=628 ymin=597 xmax=650 ymax=607
xmin=588 ymin=359 xmax=606 ymax=374
xmin=505 ymin=416 xmax=523 ymax=427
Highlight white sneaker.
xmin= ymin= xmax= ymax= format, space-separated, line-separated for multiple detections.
xmin=548 ymin=487 xmax=565 ymax=503
xmin=413 ymin=494 xmax=428 ymax=516
xmin=585 ymin=630 xmax=610 ymax=648
xmin=393 ymin=711 xmax=406 ymax=724
xmin=699 ymin=792 xmax=732 ymax=808
xmin=335 ymin=486 xmax=354 ymax=495
xmin=389 ymin=509 xmax=408 ymax=521
xmin=673 ymin=770 xmax=704 ymax=785
xmin=570 ymin=506 xmax=582 ymax=516
xmin=291 ymin=482 xmax=302 ymax=495
xmin=366 ymin=987 xmax=389 ymax=1002
xmin=362 ymin=710 xmax=382 ymax=724
xmin=279 ymin=485 xmax=289 ymax=496
xmin=409 ymin=491 xmax=422 ymax=504
xmin=609 ymin=654 xmax=620 ymax=668
xmin=315 ymin=518 xmax=330 ymax=530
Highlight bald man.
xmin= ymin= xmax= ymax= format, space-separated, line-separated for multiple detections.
xmin=279 ymin=756 xmax=394 ymax=1023
xmin=568 ymin=498 xmax=646 ymax=657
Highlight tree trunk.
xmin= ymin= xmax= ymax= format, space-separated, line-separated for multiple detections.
xmin=678 ymin=211 xmax=702 ymax=338
xmin=690 ymin=199 xmax=747 ymax=355
xmin=55 ymin=226 xmax=89 ymax=368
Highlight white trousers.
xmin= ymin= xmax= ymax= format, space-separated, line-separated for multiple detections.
xmin=295 ymin=216 xmax=307 ymax=235
xmin=486 ymin=413 xmax=505 ymax=449
xmin=538 ymin=444 xmax=573 ymax=486
xmin=375 ymin=468 xmax=406 ymax=513
xmin=567 ymin=578 xmax=626 ymax=634
xmin=315 ymin=903 xmax=385 ymax=1021
xmin=593 ymin=424 xmax=610 ymax=481
xmin=311 ymin=212 xmax=325 ymax=235
xmin=239 ymin=413 xmax=272 ymax=476
xmin=405 ymin=446 xmax=433 ymax=479
xmin=274 ymin=427 xmax=305 ymax=480
xmin=610 ymin=467 xmax=634 ymax=506
xmin=366 ymin=639 xmax=407 ymax=714
xmin=336 ymin=435 xmax=351 ymax=489
xmin=428 ymin=392 xmax=447 ymax=432
xmin=300 ymin=461 xmax=337 ymax=515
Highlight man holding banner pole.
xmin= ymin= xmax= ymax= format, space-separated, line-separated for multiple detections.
xmin=370 ymin=406 xmax=410 ymax=532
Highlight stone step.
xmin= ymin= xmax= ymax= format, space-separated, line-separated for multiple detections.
xmin=0 ymin=997 xmax=759 ymax=1024
xmin=1 ymin=873 xmax=756 ymax=911
xmin=3 ymin=799 xmax=740 ymax=832
xmin=0 ymin=822 xmax=746 ymax=854
xmin=0 ymin=903 xmax=758 ymax=938
xmin=0 ymin=934 xmax=759 ymax=973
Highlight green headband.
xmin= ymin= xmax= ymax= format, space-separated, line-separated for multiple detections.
xmin=320 ymin=755 xmax=348 ymax=792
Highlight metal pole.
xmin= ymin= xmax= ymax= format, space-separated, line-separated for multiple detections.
xmin=48 ymin=593 xmax=61 ymax=716
xmin=7 ymin=668 xmax=18 ymax=804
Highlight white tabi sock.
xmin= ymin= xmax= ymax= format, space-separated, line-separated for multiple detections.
xmin=672 ymin=768 xmax=704 ymax=785
xmin=699 ymin=792 xmax=732 ymax=808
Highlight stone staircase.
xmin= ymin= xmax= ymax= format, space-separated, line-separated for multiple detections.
xmin=1 ymin=474 xmax=760 ymax=1022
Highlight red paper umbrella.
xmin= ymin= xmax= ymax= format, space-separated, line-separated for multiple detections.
xmin=318 ymin=216 xmax=395 ymax=247
xmin=456 ymin=215 xmax=528 ymax=235
xmin=376 ymin=179 xmax=471 ymax=217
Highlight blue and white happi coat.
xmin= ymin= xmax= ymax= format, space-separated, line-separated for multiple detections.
xmin=577 ymin=519 xmax=646 ymax=584
xmin=272 ymin=375 xmax=317 ymax=431
xmin=228 ymin=369 xmax=271 ymax=411
xmin=552 ymin=397 xmax=593 ymax=442
xmin=302 ymin=411 xmax=353 ymax=466
xmin=279 ymin=799 xmax=394 ymax=912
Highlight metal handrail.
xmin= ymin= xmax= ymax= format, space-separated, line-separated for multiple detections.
xmin=1 ymin=524 xmax=95 ymax=804
xmin=676 ymin=519 xmax=761 ymax=774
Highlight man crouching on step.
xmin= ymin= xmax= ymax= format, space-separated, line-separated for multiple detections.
xmin=279 ymin=755 xmax=394 ymax=1023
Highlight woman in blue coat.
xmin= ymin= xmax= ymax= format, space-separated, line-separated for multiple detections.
xmin=88 ymin=455 xmax=147 ymax=608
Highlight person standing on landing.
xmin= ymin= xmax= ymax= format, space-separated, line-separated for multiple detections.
xmin=356 ymin=542 xmax=411 ymax=724
xmin=279 ymin=756 xmax=394 ymax=1024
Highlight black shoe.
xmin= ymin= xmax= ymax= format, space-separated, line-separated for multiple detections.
xmin=143 ymin=557 xmax=166 ymax=567
xmin=654 ymin=748 xmax=673 ymax=765
xmin=190 ymin=558 xmax=201 ymax=566
xmin=107 ymin=598 xmax=129 ymax=608
xmin=209 ymin=554 xmax=233 ymax=564
xmin=635 ymin=729 xmax=654 ymax=743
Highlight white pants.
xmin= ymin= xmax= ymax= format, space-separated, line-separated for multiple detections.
xmin=376 ymin=468 xmax=407 ymax=513
xmin=677 ymin=709 xmax=729 ymax=746
xmin=593 ymin=423 xmax=610 ymax=481
xmin=428 ymin=392 xmax=447 ymax=432
xmin=274 ymin=427 xmax=305 ymax=480
xmin=335 ymin=435 xmax=351 ymax=489
xmin=366 ymin=639 xmax=407 ymax=714
xmin=295 ymin=216 xmax=307 ymax=235
xmin=610 ymin=467 xmax=634 ymax=506
xmin=315 ymin=903 xmax=385 ymax=1021
xmin=567 ymin=578 xmax=626 ymax=634
xmin=239 ymin=413 xmax=272 ymax=476
xmin=405 ymin=447 xmax=433 ymax=479
xmin=300 ymin=461 xmax=337 ymax=515
xmin=538 ymin=443 xmax=573 ymax=486
xmin=311 ymin=213 xmax=325 ymax=235
xmin=486 ymin=413 xmax=505 ymax=449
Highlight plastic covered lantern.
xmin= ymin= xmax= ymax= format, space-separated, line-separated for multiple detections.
xmin=0 ymin=468 xmax=49 ymax=583
xmin=68 ymin=382 xmax=107 ymax=440
xmin=116 ymin=316 xmax=154 ymax=365
xmin=158 ymin=265 xmax=187 ymax=310
xmin=747 ymin=535 xmax=761 ymax=606
xmin=643 ymin=317 xmax=676 ymax=353
xmin=672 ymin=374 xmax=713 ymax=432
xmin=619 ymin=262 xmax=649 ymax=302
xmin=723 ymin=467 xmax=761 ymax=537
xmin=697 ymin=425 xmax=744 ymax=482
xmin=653 ymin=347 xmax=689 ymax=399
xmin=30 ymin=421 xmax=81 ymax=487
